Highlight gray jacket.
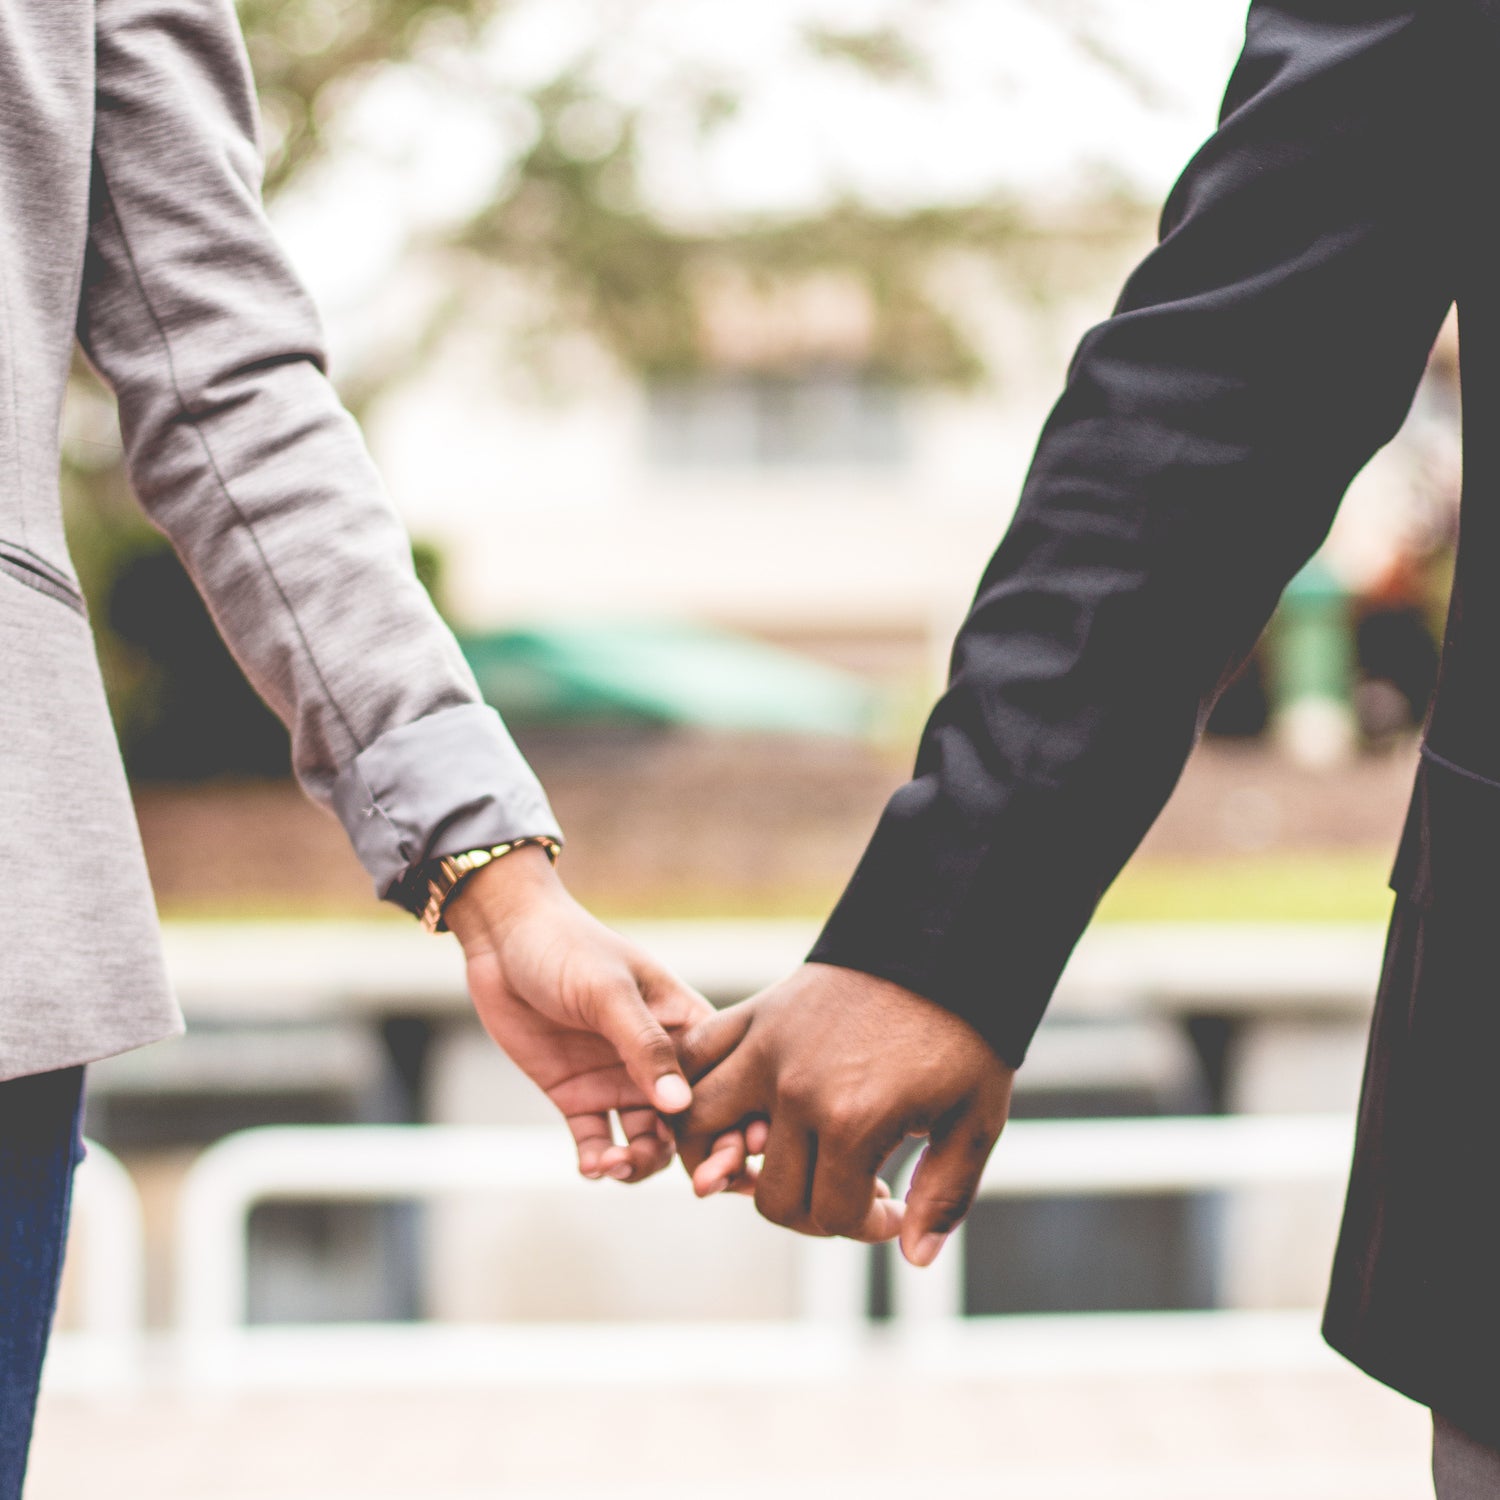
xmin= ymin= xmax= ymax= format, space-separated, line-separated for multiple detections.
xmin=0 ymin=0 xmax=560 ymax=1080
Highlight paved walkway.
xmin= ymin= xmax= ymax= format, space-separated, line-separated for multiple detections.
xmin=27 ymin=1333 xmax=1432 ymax=1500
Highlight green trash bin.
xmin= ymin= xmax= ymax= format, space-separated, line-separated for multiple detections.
xmin=1269 ymin=557 xmax=1356 ymax=766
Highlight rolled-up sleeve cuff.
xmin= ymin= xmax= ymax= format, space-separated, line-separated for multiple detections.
xmin=331 ymin=703 xmax=562 ymax=912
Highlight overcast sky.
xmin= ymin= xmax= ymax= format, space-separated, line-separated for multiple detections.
xmin=626 ymin=0 xmax=1249 ymax=212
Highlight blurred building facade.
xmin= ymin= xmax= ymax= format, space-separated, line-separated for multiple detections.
xmin=369 ymin=257 xmax=1115 ymax=664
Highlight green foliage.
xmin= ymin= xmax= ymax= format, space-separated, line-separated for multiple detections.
xmin=402 ymin=21 xmax=1146 ymax=388
xmin=239 ymin=0 xmax=500 ymax=193
xmin=455 ymin=107 xmax=1138 ymax=384
xmin=104 ymin=537 xmax=293 ymax=780
xmin=228 ymin=0 xmax=1151 ymax=392
xmin=801 ymin=23 xmax=934 ymax=86
xmin=71 ymin=0 xmax=1153 ymax=403
xmin=409 ymin=537 xmax=447 ymax=614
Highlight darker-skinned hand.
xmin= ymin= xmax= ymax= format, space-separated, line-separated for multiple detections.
xmin=673 ymin=963 xmax=1015 ymax=1266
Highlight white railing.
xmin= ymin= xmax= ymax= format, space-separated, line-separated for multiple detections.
xmin=172 ymin=1117 xmax=1354 ymax=1358
xmin=173 ymin=1125 xmax=871 ymax=1380
xmin=888 ymin=1114 xmax=1354 ymax=1329
xmin=46 ymin=1141 xmax=148 ymax=1385
xmin=45 ymin=1116 xmax=1357 ymax=1387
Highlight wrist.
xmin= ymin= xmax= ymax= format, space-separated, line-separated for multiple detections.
xmin=443 ymin=844 xmax=565 ymax=952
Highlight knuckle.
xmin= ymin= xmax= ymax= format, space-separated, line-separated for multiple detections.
xmin=675 ymin=1116 xmax=720 ymax=1157
xmin=919 ymin=1192 xmax=976 ymax=1235
xmin=777 ymin=1071 xmax=820 ymax=1115
xmin=676 ymin=1084 xmax=725 ymax=1130
xmin=676 ymin=1029 xmax=709 ymax=1077
xmin=576 ymin=991 xmax=617 ymax=1034
xmin=753 ymin=1183 xmax=799 ymax=1231
xmin=758 ymin=1203 xmax=800 ymax=1232
xmin=816 ymin=1101 xmax=863 ymax=1141
xmin=578 ymin=966 xmax=628 ymax=1013
xmin=632 ymin=1023 xmax=676 ymax=1063
xmin=812 ymin=1201 xmax=867 ymax=1238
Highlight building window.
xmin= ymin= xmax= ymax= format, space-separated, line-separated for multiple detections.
xmin=646 ymin=370 xmax=907 ymax=470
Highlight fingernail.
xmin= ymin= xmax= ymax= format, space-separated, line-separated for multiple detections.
xmin=582 ymin=1168 xmax=603 ymax=1181
xmin=655 ymin=1075 xmax=692 ymax=1112
xmin=912 ymin=1233 xmax=948 ymax=1268
xmin=609 ymin=1163 xmax=634 ymax=1181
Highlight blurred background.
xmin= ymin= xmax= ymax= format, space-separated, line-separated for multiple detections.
xmin=31 ymin=1 xmax=1453 ymax=1496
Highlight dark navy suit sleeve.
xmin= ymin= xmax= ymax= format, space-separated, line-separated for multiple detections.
xmin=810 ymin=0 xmax=1458 ymax=1066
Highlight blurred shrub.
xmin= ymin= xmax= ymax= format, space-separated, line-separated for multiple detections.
xmin=70 ymin=509 xmax=448 ymax=782
xmin=103 ymin=535 xmax=291 ymax=780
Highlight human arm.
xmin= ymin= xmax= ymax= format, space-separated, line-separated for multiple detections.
xmin=75 ymin=0 xmax=704 ymax=1171
xmin=684 ymin=0 xmax=1460 ymax=1242
xmin=810 ymin=0 xmax=1459 ymax=1068
xmin=76 ymin=0 xmax=550 ymax=900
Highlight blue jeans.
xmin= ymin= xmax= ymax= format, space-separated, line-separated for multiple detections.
xmin=0 ymin=1067 xmax=85 ymax=1500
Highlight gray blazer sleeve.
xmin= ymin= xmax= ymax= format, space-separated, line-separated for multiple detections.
xmin=75 ymin=0 xmax=560 ymax=909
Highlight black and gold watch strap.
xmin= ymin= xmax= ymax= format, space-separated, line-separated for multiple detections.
xmin=417 ymin=835 xmax=561 ymax=933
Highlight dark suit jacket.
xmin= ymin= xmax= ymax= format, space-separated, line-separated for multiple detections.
xmin=808 ymin=0 xmax=1500 ymax=1438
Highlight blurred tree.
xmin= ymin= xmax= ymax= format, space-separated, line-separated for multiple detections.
xmin=62 ymin=0 xmax=1150 ymax=775
xmin=362 ymin=5 xmax=1149 ymax=394
xmin=239 ymin=0 xmax=499 ymax=196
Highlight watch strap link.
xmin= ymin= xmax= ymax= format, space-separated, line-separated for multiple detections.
xmin=418 ymin=835 xmax=561 ymax=933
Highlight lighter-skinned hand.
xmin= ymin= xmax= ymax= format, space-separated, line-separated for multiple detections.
xmin=445 ymin=846 xmax=748 ymax=1186
xmin=674 ymin=963 xmax=1015 ymax=1265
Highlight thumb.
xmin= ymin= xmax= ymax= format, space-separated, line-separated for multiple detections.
xmin=675 ymin=1000 xmax=755 ymax=1085
xmin=900 ymin=1107 xmax=998 ymax=1268
xmin=586 ymin=973 xmax=695 ymax=1115
xmin=671 ymin=1009 xmax=764 ymax=1179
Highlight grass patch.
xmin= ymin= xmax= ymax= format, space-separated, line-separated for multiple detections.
xmin=156 ymin=852 xmax=1397 ymax=926
xmin=1096 ymin=851 xmax=1395 ymax=924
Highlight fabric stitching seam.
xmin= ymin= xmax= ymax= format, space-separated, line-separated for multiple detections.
xmin=0 ymin=244 xmax=26 ymax=548
xmin=0 ymin=557 xmax=87 ymax=617
xmin=341 ymin=753 xmax=406 ymax=878
xmin=1419 ymin=743 xmax=1500 ymax=793
xmin=90 ymin=150 xmax=364 ymax=757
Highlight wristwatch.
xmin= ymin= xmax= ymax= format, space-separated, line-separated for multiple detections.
xmin=416 ymin=835 xmax=561 ymax=934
